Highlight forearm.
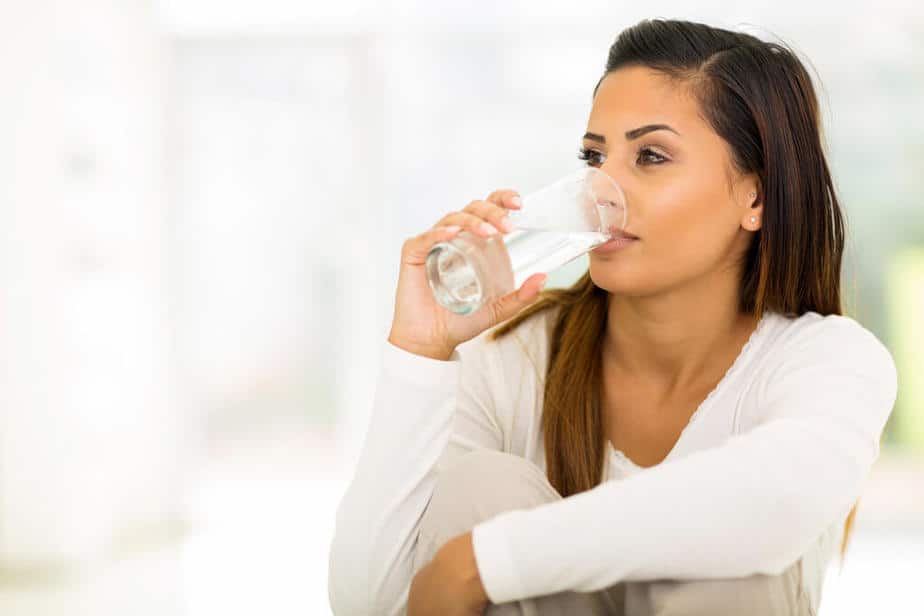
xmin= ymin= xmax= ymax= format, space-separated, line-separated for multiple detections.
xmin=329 ymin=341 xmax=461 ymax=614
xmin=472 ymin=416 xmax=873 ymax=603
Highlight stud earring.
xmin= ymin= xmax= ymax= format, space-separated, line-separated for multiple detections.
xmin=749 ymin=191 xmax=757 ymax=199
xmin=750 ymin=217 xmax=757 ymax=223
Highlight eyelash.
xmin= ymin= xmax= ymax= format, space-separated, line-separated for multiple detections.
xmin=577 ymin=146 xmax=668 ymax=167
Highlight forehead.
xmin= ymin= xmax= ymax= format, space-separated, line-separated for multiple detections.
xmin=589 ymin=66 xmax=707 ymax=138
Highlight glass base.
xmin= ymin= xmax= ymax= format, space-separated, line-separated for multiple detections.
xmin=426 ymin=240 xmax=484 ymax=315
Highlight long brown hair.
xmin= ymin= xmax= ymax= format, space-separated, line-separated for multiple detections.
xmin=489 ymin=19 xmax=858 ymax=563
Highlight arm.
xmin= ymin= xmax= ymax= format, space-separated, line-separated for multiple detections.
xmin=328 ymin=333 xmax=503 ymax=616
xmin=471 ymin=317 xmax=898 ymax=604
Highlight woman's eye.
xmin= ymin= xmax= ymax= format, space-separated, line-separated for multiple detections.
xmin=636 ymin=147 xmax=668 ymax=165
xmin=578 ymin=146 xmax=668 ymax=168
xmin=577 ymin=147 xmax=605 ymax=167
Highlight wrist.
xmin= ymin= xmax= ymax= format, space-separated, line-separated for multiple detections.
xmin=436 ymin=532 xmax=489 ymax=608
xmin=387 ymin=333 xmax=455 ymax=361
xmin=464 ymin=537 xmax=490 ymax=607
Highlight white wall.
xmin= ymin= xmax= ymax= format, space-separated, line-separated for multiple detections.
xmin=0 ymin=0 xmax=186 ymax=570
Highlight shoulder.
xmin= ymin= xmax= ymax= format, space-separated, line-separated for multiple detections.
xmin=757 ymin=310 xmax=897 ymax=400
xmin=770 ymin=311 xmax=893 ymax=366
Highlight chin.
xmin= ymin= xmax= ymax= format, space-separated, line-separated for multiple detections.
xmin=587 ymin=261 xmax=646 ymax=296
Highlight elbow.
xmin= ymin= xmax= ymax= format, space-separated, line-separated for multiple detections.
xmin=328 ymin=507 xmax=372 ymax=615
xmin=328 ymin=495 xmax=414 ymax=616
xmin=748 ymin=545 xmax=804 ymax=578
xmin=327 ymin=537 xmax=356 ymax=615
xmin=327 ymin=584 xmax=351 ymax=616
xmin=328 ymin=537 xmax=372 ymax=615
xmin=746 ymin=424 xmax=874 ymax=575
xmin=731 ymin=517 xmax=810 ymax=578
xmin=746 ymin=481 xmax=856 ymax=577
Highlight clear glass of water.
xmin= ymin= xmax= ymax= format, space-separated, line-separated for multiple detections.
xmin=426 ymin=167 xmax=628 ymax=315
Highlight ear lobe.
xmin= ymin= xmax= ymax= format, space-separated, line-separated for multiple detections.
xmin=744 ymin=205 xmax=763 ymax=230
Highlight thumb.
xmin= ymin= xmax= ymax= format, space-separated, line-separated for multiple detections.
xmin=487 ymin=273 xmax=548 ymax=325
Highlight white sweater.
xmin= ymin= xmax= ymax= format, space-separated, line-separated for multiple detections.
xmin=328 ymin=307 xmax=898 ymax=615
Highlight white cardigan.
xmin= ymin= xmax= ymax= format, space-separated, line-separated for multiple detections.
xmin=328 ymin=307 xmax=898 ymax=615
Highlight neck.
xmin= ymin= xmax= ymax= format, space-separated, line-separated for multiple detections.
xmin=603 ymin=270 xmax=759 ymax=392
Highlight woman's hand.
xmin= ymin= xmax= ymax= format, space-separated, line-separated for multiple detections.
xmin=388 ymin=189 xmax=548 ymax=361
xmin=408 ymin=531 xmax=490 ymax=616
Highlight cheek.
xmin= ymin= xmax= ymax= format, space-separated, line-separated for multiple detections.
xmin=647 ymin=184 xmax=739 ymax=271
xmin=648 ymin=160 xmax=739 ymax=240
xmin=590 ymin=176 xmax=740 ymax=292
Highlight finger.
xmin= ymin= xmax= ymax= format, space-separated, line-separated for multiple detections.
xmin=486 ymin=272 xmax=548 ymax=325
xmin=401 ymin=225 xmax=462 ymax=266
xmin=436 ymin=210 xmax=505 ymax=237
xmin=515 ymin=272 xmax=549 ymax=303
xmin=485 ymin=189 xmax=523 ymax=210
xmin=459 ymin=200 xmax=516 ymax=233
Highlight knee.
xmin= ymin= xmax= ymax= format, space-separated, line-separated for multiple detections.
xmin=421 ymin=449 xmax=560 ymax=546
xmin=441 ymin=449 xmax=535 ymax=479
xmin=441 ymin=448 xmax=515 ymax=477
xmin=415 ymin=450 xmax=561 ymax=574
xmin=438 ymin=449 xmax=559 ymax=506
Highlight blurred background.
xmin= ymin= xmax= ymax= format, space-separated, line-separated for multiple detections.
xmin=0 ymin=1 xmax=922 ymax=614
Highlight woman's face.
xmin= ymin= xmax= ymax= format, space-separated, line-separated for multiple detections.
xmin=584 ymin=66 xmax=761 ymax=297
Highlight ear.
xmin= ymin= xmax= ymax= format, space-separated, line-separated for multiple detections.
xmin=739 ymin=177 xmax=763 ymax=232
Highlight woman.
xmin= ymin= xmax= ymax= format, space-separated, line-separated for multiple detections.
xmin=328 ymin=19 xmax=897 ymax=616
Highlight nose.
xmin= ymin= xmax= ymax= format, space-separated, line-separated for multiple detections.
xmin=596 ymin=163 xmax=636 ymax=230
xmin=598 ymin=162 xmax=627 ymax=189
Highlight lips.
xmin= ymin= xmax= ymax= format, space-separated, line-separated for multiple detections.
xmin=607 ymin=225 xmax=639 ymax=240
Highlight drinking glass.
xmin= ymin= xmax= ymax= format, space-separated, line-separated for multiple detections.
xmin=426 ymin=167 xmax=628 ymax=315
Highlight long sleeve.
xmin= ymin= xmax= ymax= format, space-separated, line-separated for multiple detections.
xmin=327 ymin=332 xmax=503 ymax=616
xmin=471 ymin=316 xmax=899 ymax=604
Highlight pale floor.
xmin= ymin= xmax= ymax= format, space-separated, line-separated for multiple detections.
xmin=1 ymin=427 xmax=921 ymax=615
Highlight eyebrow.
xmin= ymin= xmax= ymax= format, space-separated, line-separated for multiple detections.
xmin=583 ymin=124 xmax=680 ymax=144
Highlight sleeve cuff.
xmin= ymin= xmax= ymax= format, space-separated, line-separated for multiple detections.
xmin=471 ymin=512 xmax=526 ymax=605
xmin=381 ymin=339 xmax=461 ymax=389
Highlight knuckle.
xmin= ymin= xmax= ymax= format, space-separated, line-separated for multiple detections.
xmin=490 ymin=203 xmax=510 ymax=220
xmin=490 ymin=299 xmax=506 ymax=323
xmin=465 ymin=212 xmax=485 ymax=225
xmin=441 ymin=212 xmax=464 ymax=227
xmin=471 ymin=199 xmax=491 ymax=213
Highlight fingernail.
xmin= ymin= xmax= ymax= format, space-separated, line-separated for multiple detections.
xmin=539 ymin=274 xmax=548 ymax=289
xmin=511 ymin=195 xmax=523 ymax=208
xmin=444 ymin=225 xmax=461 ymax=233
xmin=500 ymin=216 xmax=515 ymax=232
xmin=479 ymin=221 xmax=499 ymax=235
